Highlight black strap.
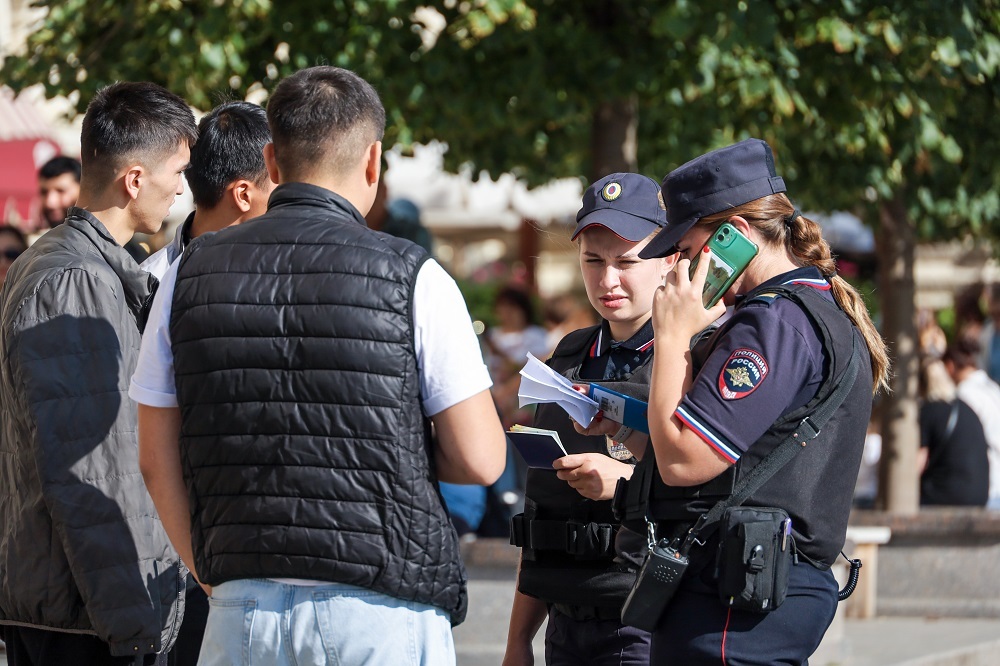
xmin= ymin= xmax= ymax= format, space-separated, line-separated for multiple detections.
xmin=680 ymin=335 xmax=861 ymax=553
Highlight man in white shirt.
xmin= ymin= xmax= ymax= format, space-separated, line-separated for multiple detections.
xmin=946 ymin=336 xmax=1000 ymax=507
xmin=130 ymin=66 xmax=506 ymax=666
xmin=142 ymin=101 xmax=274 ymax=280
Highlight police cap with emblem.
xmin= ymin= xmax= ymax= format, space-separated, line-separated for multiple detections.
xmin=571 ymin=172 xmax=667 ymax=242
xmin=638 ymin=138 xmax=787 ymax=259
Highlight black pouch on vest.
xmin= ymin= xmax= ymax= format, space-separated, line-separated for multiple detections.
xmin=619 ymin=537 xmax=689 ymax=632
xmin=716 ymin=506 xmax=793 ymax=613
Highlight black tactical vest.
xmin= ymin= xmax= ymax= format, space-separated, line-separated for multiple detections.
xmin=513 ymin=325 xmax=652 ymax=609
xmin=169 ymin=183 xmax=468 ymax=623
xmin=646 ymin=283 xmax=872 ymax=568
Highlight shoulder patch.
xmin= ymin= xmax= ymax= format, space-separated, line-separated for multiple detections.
xmin=718 ymin=348 xmax=769 ymax=400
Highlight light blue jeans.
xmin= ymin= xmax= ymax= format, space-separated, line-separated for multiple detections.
xmin=197 ymin=579 xmax=455 ymax=666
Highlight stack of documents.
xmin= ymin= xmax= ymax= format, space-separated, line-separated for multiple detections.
xmin=516 ymin=353 xmax=599 ymax=427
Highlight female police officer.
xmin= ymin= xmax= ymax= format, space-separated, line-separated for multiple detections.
xmin=632 ymin=138 xmax=890 ymax=664
xmin=503 ymin=173 xmax=676 ymax=666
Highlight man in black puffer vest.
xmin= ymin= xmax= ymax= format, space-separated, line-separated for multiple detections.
xmin=130 ymin=66 xmax=507 ymax=666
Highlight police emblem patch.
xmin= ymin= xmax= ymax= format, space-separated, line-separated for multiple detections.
xmin=602 ymin=182 xmax=622 ymax=201
xmin=718 ymin=348 xmax=768 ymax=400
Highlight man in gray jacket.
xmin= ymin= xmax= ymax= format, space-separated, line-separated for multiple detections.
xmin=0 ymin=81 xmax=197 ymax=666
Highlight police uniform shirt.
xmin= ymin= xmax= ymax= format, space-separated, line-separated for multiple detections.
xmin=578 ymin=318 xmax=655 ymax=383
xmin=675 ymin=266 xmax=834 ymax=463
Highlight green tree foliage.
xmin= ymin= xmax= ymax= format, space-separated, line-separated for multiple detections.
xmin=5 ymin=0 xmax=999 ymax=511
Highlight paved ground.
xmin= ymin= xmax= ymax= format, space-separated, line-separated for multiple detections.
xmin=454 ymin=565 xmax=1000 ymax=666
xmin=4 ymin=566 xmax=1000 ymax=665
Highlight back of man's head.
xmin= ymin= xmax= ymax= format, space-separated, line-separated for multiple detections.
xmin=944 ymin=335 xmax=981 ymax=371
xmin=39 ymin=156 xmax=81 ymax=183
xmin=80 ymin=81 xmax=197 ymax=192
xmin=266 ymin=67 xmax=385 ymax=181
xmin=187 ymin=101 xmax=271 ymax=209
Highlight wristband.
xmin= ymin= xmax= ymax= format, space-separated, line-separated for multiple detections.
xmin=611 ymin=424 xmax=633 ymax=443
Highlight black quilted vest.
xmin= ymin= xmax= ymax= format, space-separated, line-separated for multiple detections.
xmin=514 ymin=325 xmax=651 ymax=609
xmin=169 ymin=183 xmax=467 ymax=623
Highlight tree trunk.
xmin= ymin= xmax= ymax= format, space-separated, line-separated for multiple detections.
xmin=876 ymin=194 xmax=920 ymax=514
xmin=589 ymin=96 xmax=638 ymax=183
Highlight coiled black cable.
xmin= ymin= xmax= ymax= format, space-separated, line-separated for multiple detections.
xmin=837 ymin=553 xmax=862 ymax=601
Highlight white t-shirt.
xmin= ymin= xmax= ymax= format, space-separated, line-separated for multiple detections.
xmin=956 ymin=369 xmax=1000 ymax=500
xmin=129 ymin=257 xmax=492 ymax=417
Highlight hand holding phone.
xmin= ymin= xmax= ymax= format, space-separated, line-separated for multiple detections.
xmin=687 ymin=223 xmax=758 ymax=308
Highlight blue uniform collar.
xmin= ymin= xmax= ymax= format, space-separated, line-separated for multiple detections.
xmin=736 ymin=266 xmax=830 ymax=305
xmin=589 ymin=318 xmax=655 ymax=358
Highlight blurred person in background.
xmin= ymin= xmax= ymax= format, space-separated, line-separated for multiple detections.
xmin=944 ymin=336 xmax=1000 ymax=508
xmin=543 ymin=292 xmax=598 ymax=353
xmin=978 ymin=283 xmax=1000 ymax=384
xmin=35 ymin=156 xmax=81 ymax=232
xmin=918 ymin=356 xmax=989 ymax=506
xmin=0 ymin=227 xmax=28 ymax=286
xmin=487 ymin=286 xmax=550 ymax=428
xmin=479 ymin=286 xmax=550 ymax=536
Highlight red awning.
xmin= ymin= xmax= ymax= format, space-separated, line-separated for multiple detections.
xmin=0 ymin=87 xmax=62 ymax=227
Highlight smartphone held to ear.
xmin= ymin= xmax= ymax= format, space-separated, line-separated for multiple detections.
xmin=688 ymin=223 xmax=759 ymax=308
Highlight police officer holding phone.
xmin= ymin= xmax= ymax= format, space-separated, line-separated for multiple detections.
xmin=630 ymin=139 xmax=889 ymax=664
xmin=503 ymin=173 xmax=676 ymax=666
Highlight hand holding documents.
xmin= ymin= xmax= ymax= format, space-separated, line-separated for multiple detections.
xmin=517 ymin=353 xmax=599 ymax=427
xmin=507 ymin=425 xmax=568 ymax=469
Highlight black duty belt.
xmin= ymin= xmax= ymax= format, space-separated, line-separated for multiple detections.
xmin=510 ymin=513 xmax=616 ymax=558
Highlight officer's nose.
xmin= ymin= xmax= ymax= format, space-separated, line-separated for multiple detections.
xmin=599 ymin=266 xmax=620 ymax=290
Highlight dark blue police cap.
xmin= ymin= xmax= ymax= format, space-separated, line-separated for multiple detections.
xmin=638 ymin=138 xmax=786 ymax=259
xmin=571 ymin=173 xmax=667 ymax=242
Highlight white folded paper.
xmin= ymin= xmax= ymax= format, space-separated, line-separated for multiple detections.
xmin=517 ymin=353 xmax=599 ymax=426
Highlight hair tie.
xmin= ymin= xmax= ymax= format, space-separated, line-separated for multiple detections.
xmin=786 ymin=209 xmax=801 ymax=228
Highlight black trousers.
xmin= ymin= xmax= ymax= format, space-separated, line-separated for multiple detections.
xmin=168 ymin=586 xmax=209 ymax=666
xmin=650 ymin=561 xmax=838 ymax=665
xmin=2 ymin=625 xmax=162 ymax=666
xmin=545 ymin=607 xmax=651 ymax=666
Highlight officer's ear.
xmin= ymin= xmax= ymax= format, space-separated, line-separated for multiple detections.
xmin=659 ymin=251 xmax=678 ymax=279
xmin=727 ymin=215 xmax=753 ymax=239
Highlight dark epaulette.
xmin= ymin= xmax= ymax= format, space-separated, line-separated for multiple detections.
xmin=550 ymin=324 xmax=601 ymax=360
xmin=744 ymin=290 xmax=786 ymax=307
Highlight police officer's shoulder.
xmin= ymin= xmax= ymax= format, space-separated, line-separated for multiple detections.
xmin=551 ymin=324 xmax=601 ymax=359
xmin=744 ymin=290 xmax=787 ymax=309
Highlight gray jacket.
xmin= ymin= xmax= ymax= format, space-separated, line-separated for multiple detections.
xmin=0 ymin=208 xmax=184 ymax=656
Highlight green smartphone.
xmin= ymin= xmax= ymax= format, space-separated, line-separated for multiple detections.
xmin=688 ymin=222 xmax=759 ymax=308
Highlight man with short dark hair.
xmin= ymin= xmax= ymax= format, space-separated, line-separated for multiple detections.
xmin=36 ymin=155 xmax=82 ymax=230
xmin=0 ymin=81 xmax=197 ymax=666
xmin=142 ymin=100 xmax=274 ymax=279
xmin=132 ymin=66 xmax=507 ymax=665
xmin=137 ymin=99 xmax=273 ymax=666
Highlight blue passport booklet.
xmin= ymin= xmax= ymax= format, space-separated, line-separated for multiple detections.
xmin=588 ymin=384 xmax=650 ymax=434
xmin=507 ymin=425 xmax=568 ymax=470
